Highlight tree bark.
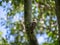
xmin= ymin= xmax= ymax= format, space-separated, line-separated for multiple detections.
xmin=55 ymin=0 xmax=60 ymax=45
xmin=24 ymin=0 xmax=38 ymax=45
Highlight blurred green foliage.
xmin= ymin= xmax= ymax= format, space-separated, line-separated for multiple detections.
xmin=0 ymin=0 xmax=58 ymax=45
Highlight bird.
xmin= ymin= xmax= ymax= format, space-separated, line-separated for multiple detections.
xmin=30 ymin=19 xmax=37 ymax=33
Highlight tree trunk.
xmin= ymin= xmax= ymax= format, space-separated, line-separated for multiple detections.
xmin=24 ymin=0 xmax=38 ymax=45
xmin=55 ymin=0 xmax=60 ymax=45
